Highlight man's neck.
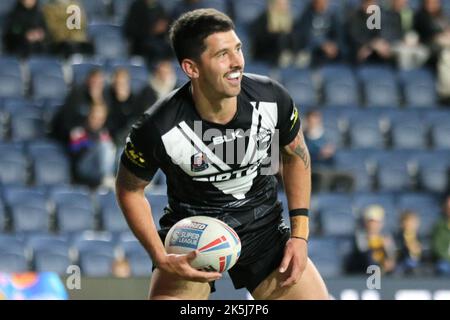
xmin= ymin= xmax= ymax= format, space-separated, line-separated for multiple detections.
xmin=190 ymin=83 xmax=237 ymax=125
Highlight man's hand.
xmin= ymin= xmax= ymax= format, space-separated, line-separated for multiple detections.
xmin=157 ymin=250 xmax=222 ymax=283
xmin=278 ymin=238 xmax=308 ymax=287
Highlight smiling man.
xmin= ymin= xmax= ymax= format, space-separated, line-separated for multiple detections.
xmin=115 ymin=8 xmax=328 ymax=300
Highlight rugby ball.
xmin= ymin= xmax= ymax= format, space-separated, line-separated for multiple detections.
xmin=164 ymin=216 xmax=241 ymax=273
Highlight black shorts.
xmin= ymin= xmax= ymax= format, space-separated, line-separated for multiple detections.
xmin=155 ymin=212 xmax=290 ymax=294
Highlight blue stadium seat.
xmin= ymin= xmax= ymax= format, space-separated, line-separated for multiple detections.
xmin=334 ymin=151 xmax=373 ymax=192
xmin=348 ymin=113 xmax=385 ymax=149
xmin=320 ymin=64 xmax=359 ymax=107
xmin=88 ymin=24 xmax=127 ymax=59
xmin=390 ymin=117 xmax=427 ymax=149
xmin=10 ymin=203 xmax=50 ymax=233
xmin=10 ymin=108 xmax=46 ymax=142
xmin=372 ymin=151 xmax=413 ymax=191
xmin=320 ymin=208 xmax=356 ymax=237
xmin=27 ymin=235 xmax=71 ymax=274
xmin=430 ymin=116 xmax=450 ymax=149
xmin=112 ymin=0 xmax=132 ymax=23
xmin=308 ymin=237 xmax=342 ymax=277
xmin=50 ymin=185 xmax=94 ymax=211
xmin=75 ymin=238 xmax=116 ymax=276
xmin=33 ymin=154 xmax=71 ymax=186
xmin=145 ymin=194 xmax=168 ymax=229
xmin=357 ymin=65 xmax=400 ymax=107
xmin=96 ymin=189 xmax=129 ymax=233
xmin=397 ymin=192 xmax=441 ymax=236
xmin=398 ymin=69 xmax=437 ymax=108
xmin=0 ymin=56 xmax=24 ymax=98
xmin=314 ymin=193 xmax=353 ymax=213
xmin=413 ymin=151 xmax=450 ymax=193
xmin=280 ymin=68 xmax=317 ymax=108
xmin=202 ymin=0 xmax=228 ymax=13
xmin=232 ymin=0 xmax=266 ymax=27
xmin=57 ymin=206 xmax=96 ymax=233
xmin=120 ymin=239 xmax=151 ymax=276
xmin=245 ymin=62 xmax=272 ymax=77
xmin=80 ymin=0 xmax=111 ymax=22
xmin=2 ymin=97 xmax=34 ymax=113
xmin=0 ymin=202 xmax=5 ymax=231
xmin=31 ymin=74 xmax=68 ymax=101
xmin=0 ymin=236 xmax=28 ymax=272
xmin=0 ymin=147 xmax=29 ymax=185
xmin=0 ymin=0 xmax=15 ymax=20
xmin=27 ymin=139 xmax=66 ymax=158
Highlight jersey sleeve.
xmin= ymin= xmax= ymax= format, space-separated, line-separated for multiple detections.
xmin=272 ymin=80 xmax=301 ymax=146
xmin=120 ymin=117 xmax=159 ymax=181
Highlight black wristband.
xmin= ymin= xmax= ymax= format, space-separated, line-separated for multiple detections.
xmin=289 ymin=208 xmax=309 ymax=217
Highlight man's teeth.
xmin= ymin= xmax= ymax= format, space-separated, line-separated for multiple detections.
xmin=227 ymin=72 xmax=241 ymax=79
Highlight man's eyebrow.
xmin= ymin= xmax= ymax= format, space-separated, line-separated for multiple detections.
xmin=213 ymin=43 xmax=242 ymax=56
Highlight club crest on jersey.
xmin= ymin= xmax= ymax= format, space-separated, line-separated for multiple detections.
xmin=191 ymin=152 xmax=209 ymax=172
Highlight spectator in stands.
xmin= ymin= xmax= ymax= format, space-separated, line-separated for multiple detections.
xmin=346 ymin=0 xmax=394 ymax=64
xmin=123 ymin=0 xmax=172 ymax=64
xmin=414 ymin=0 xmax=450 ymax=104
xmin=293 ymin=0 xmax=341 ymax=67
xmin=346 ymin=205 xmax=397 ymax=274
xmin=106 ymin=68 xmax=136 ymax=145
xmin=249 ymin=0 xmax=295 ymax=67
xmin=112 ymin=257 xmax=131 ymax=278
xmin=2 ymin=0 xmax=49 ymax=57
xmin=303 ymin=109 xmax=353 ymax=192
xmin=395 ymin=210 xmax=423 ymax=275
xmin=69 ymin=103 xmax=116 ymax=188
xmin=42 ymin=0 xmax=94 ymax=58
xmin=51 ymin=68 xmax=107 ymax=144
xmin=133 ymin=59 xmax=177 ymax=115
xmin=431 ymin=195 xmax=450 ymax=276
xmin=382 ymin=0 xmax=430 ymax=69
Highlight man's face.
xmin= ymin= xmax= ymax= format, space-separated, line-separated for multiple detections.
xmin=196 ymin=30 xmax=245 ymax=99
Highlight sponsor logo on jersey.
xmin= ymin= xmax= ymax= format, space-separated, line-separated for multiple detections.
xmin=212 ymin=130 xmax=245 ymax=145
xmin=191 ymin=152 xmax=209 ymax=172
xmin=192 ymin=158 xmax=263 ymax=182
xmin=290 ymin=106 xmax=299 ymax=131
xmin=124 ymin=137 xmax=146 ymax=168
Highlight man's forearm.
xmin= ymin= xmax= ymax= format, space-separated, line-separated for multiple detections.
xmin=115 ymin=164 xmax=166 ymax=264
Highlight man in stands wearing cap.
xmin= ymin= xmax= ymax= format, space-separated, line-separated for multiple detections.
xmin=345 ymin=205 xmax=397 ymax=274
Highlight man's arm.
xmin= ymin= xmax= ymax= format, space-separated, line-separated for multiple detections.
xmin=115 ymin=163 xmax=222 ymax=282
xmin=278 ymin=128 xmax=311 ymax=287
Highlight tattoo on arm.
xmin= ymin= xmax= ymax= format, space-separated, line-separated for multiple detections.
xmin=282 ymin=132 xmax=310 ymax=169
xmin=117 ymin=164 xmax=149 ymax=192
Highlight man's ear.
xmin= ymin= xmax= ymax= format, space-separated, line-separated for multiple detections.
xmin=181 ymin=59 xmax=199 ymax=79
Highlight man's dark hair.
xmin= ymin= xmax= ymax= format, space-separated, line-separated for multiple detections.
xmin=169 ymin=8 xmax=235 ymax=64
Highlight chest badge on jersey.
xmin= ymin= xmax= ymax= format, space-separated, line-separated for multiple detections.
xmin=191 ymin=152 xmax=209 ymax=172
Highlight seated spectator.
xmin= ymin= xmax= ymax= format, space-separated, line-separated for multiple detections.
xmin=51 ymin=68 xmax=106 ymax=144
xmin=69 ymin=103 xmax=116 ymax=188
xmin=293 ymin=0 xmax=341 ymax=67
xmin=346 ymin=0 xmax=393 ymax=64
xmin=2 ymin=0 xmax=49 ymax=57
xmin=133 ymin=59 xmax=177 ymax=115
xmin=106 ymin=68 xmax=135 ymax=144
xmin=414 ymin=0 xmax=450 ymax=103
xmin=431 ymin=194 xmax=450 ymax=276
xmin=112 ymin=257 xmax=131 ymax=278
xmin=382 ymin=0 xmax=430 ymax=69
xmin=123 ymin=0 xmax=172 ymax=64
xmin=395 ymin=210 xmax=423 ymax=275
xmin=346 ymin=205 xmax=397 ymax=274
xmin=249 ymin=0 xmax=295 ymax=66
xmin=303 ymin=109 xmax=353 ymax=192
xmin=42 ymin=0 xmax=94 ymax=58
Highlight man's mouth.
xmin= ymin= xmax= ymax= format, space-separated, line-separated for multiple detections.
xmin=225 ymin=71 xmax=242 ymax=80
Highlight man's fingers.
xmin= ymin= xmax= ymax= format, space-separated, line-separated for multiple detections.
xmin=186 ymin=250 xmax=198 ymax=261
xmin=189 ymin=269 xmax=222 ymax=282
xmin=280 ymin=265 xmax=301 ymax=287
xmin=278 ymin=251 xmax=292 ymax=273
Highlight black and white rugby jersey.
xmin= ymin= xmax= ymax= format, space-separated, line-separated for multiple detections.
xmin=120 ymin=74 xmax=300 ymax=232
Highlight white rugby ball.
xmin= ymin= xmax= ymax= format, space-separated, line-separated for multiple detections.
xmin=164 ymin=216 xmax=241 ymax=273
